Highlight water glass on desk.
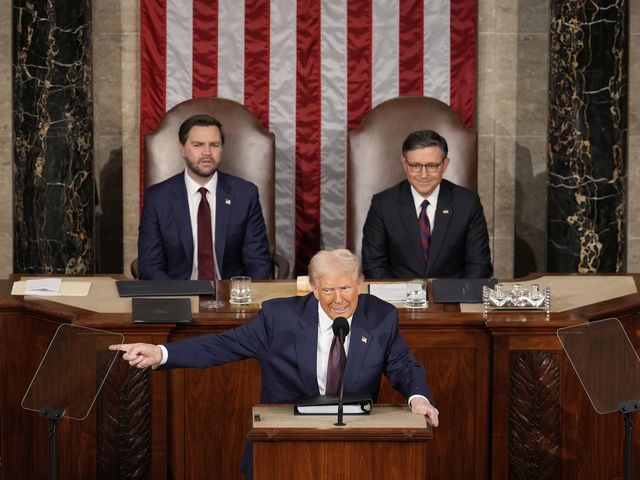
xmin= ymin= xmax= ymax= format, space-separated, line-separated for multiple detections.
xmin=230 ymin=276 xmax=252 ymax=305
xmin=405 ymin=280 xmax=427 ymax=308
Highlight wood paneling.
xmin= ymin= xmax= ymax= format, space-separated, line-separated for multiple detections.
xmin=1 ymin=277 xmax=640 ymax=479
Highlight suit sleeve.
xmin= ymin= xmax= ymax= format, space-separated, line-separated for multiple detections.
xmin=382 ymin=309 xmax=433 ymax=402
xmin=462 ymin=195 xmax=493 ymax=278
xmin=163 ymin=309 xmax=273 ymax=368
xmin=138 ymin=192 xmax=172 ymax=280
xmin=361 ymin=197 xmax=392 ymax=278
xmin=241 ymin=188 xmax=272 ymax=279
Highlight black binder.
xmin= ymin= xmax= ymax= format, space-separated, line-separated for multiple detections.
xmin=432 ymin=277 xmax=497 ymax=303
xmin=131 ymin=298 xmax=192 ymax=323
xmin=294 ymin=392 xmax=373 ymax=415
xmin=116 ymin=280 xmax=214 ymax=297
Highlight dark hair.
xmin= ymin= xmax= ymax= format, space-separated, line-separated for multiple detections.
xmin=401 ymin=130 xmax=448 ymax=160
xmin=178 ymin=114 xmax=225 ymax=145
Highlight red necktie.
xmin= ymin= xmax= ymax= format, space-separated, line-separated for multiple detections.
xmin=325 ymin=335 xmax=345 ymax=396
xmin=419 ymin=200 xmax=431 ymax=265
xmin=197 ymin=187 xmax=216 ymax=281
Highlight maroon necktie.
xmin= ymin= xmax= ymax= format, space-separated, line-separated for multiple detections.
xmin=325 ymin=335 xmax=345 ymax=396
xmin=197 ymin=187 xmax=216 ymax=281
xmin=419 ymin=200 xmax=431 ymax=265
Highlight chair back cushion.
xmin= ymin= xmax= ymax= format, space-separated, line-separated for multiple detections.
xmin=144 ymin=97 xmax=276 ymax=251
xmin=347 ymin=96 xmax=477 ymax=256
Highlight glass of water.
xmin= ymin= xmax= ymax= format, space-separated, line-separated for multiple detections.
xmin=230 ymin=276 xmax=252 ymax=305
xmin=405 ymin=280 xmax=427 ymax=308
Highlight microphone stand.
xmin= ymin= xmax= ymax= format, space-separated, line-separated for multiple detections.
xmin=334 ymin=331 xmax=347 ymax=427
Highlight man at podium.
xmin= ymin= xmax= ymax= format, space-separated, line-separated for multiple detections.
xmin=111 ymin=248 xmax=438 ymax=476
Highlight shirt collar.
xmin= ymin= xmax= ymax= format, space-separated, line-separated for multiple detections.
xmin=184 ymin=169 xmax=218 ymax=197
xmin=317 ymin=302 xmax=353 ymax=332
xmin=410 ymin=183 xmax=440 ymax=211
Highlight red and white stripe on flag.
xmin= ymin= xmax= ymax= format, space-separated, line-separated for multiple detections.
xmin=140 ymin=0 xmax=477 ymax=275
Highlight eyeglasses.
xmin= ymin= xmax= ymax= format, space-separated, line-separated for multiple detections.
xmin=404 ymin=160 xmax=444 ymax=173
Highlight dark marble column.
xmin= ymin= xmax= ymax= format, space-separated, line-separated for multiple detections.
xmin=13 ymin=0 xmax=94 ymax=274
xmin=547 ymin=0 xmax=628 ymax=273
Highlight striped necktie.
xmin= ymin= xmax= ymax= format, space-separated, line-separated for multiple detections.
xmin=419 ymin=199 xmax=431 ymax=265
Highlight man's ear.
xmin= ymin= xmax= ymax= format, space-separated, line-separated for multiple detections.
xmin=442 ymin=157 xmax=450 ymax=173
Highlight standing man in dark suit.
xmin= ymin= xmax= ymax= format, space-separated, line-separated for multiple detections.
xmin=138 ymin=114 xmax=271 ymax=280
xmin=362 ymin=129 xmax=492 ymax=279
xmin=112 ymin=249 xmax=438 ymax=475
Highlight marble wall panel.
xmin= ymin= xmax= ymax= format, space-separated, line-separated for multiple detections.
xmin=547 ymin=0 xmax=627 ymax=273
xmin=12 ymin=0 xmax=95 ymax=274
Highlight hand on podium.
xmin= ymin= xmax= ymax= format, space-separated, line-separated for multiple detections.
xmin=109 ymin=343 xmax=163 ymax=369
xmin=410 ymin=396 xmax=439 ymax=427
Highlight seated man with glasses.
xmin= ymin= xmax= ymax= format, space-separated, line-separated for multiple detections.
xmin=362 ymin=129 xmax=492 ymax=278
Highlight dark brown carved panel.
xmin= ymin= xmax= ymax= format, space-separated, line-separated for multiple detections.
xmin=97 ymin=362 xmax=152 ymax=480
xmin=509 ymin=351 xmax=561 ymax=479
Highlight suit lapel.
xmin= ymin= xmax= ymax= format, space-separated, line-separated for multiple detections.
xmin=215 ymin=172 xmax=233 ymax=276
xmin=343 ymin=296 xmax=373 ymax=390
xmin=171 ymin=176 xmax=194 ymax=262
xmin=397 ymin=182 xmax=425 ymax=272
xmin=295 ymin=295 xmax=321 ymax=396
xmin=426 ymin=180 xmax=454 ymax=276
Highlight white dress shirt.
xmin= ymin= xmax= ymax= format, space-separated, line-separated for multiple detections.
xmin=410 ymin=183 xmax=440 ymax=229
xmin=184 ymin=170 xmax=220 ymax=280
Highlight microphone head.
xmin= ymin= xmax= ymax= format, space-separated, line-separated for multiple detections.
xmin=332 ymin=317 xmax=350 ymax=337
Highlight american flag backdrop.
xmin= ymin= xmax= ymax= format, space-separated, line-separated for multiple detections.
xmin=140 ymin=0 xmax=477 ymax=274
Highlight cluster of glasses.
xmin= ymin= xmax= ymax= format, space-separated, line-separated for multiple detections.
xmin=482 ymin=283 xmax=550 ymax=314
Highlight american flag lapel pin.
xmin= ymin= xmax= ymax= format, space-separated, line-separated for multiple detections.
xmin=361 ymin=336 xmax=367 ymax=344
xmin=442 ymin=209 xmax=450 ymax=214
xmin=225 ymin=198 xmax=231 ymax=205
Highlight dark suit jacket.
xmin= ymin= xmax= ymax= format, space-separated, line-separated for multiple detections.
xmin=163 ymin=293 xmax=431 ymax=478
xmin=362 ymin=179 xmax=492 ymax=279
xmin=163 ymin=293 xmax=432 ymax=403
xmin=138 ymin=171 xmax=271 ymax=280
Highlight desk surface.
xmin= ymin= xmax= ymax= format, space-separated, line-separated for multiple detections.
xmin=6 ymin=275 xmax=639 ymax=315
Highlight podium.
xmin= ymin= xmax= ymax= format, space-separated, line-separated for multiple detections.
xmin=248 ymin=405 xmax=433 ymax=480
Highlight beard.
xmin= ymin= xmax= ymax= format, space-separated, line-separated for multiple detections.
xmin=185 ymin=156 xmax=217 ymax=178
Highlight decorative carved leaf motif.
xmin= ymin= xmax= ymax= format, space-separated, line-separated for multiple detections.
xmin=509 ymin=351 xmax=561 ymax=479
xmin=97 ymin=362 xmax=152 ymax=480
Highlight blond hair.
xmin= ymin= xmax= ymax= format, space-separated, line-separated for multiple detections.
xmin=308 ymin=249 xmax=363 ymax=286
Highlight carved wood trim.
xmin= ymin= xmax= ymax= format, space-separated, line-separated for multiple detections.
xmin=509 ymin=351 xmax=561 ymax=479
xmin=97 ymin=361 xmax=152 ymax=479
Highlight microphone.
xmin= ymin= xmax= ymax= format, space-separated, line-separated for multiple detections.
xmin=332 ymin=316 xmax=350 ymax=345
xmin=331 ymin=317 xmax=350 ymax=426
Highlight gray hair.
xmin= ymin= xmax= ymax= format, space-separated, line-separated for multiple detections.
xmin=308 ymin=249 xmax=363 ymax=286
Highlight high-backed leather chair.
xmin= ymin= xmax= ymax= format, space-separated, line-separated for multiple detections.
xmin=137 ymin=97 xmax=289 ymax=279
xmin=346 ymin=96 xmax=477 ymax=258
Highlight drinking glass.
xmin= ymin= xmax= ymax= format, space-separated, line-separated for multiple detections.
xmin=405 ymin=280 xmax=427 ymax=308
xmin=230 ymin=276 xmax=252 ymax=305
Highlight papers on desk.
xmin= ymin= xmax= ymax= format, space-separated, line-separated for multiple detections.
xmin=11 ymin=279 xmax=92 ymax=296
xmin=368 ymin=283 xmax=408 ymax=303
